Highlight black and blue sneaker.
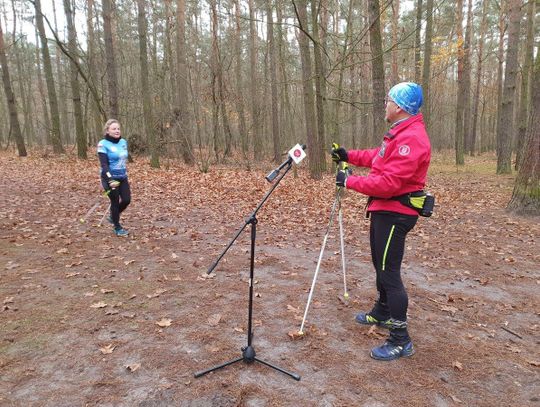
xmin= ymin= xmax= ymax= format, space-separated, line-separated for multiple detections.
xmin=114 ymin=226 xmax=129 ymax=237
xmin=355 ymin=312 xmax=392 ymax=329
xmin=370 ymin=340 xmax=414 ymax=361
xmin=107 ymin=215 xmax=114 ymax=225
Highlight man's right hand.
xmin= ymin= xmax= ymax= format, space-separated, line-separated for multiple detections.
xmin=331 ymin=143 xmax=348 ymax=163
xmin=108 ymin=179 xmax=120 ymax=189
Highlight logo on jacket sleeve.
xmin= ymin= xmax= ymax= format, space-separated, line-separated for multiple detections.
xmin=398 ymin=145 xmax=410 ymax=156
xmin=378 ymin=141 xmax=387 ymax=158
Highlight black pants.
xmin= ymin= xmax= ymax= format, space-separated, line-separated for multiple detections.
xmin=369 ymin=211 xmax=417 ymax=344
xmin=102 ymin=178 xmax=131 ymax=228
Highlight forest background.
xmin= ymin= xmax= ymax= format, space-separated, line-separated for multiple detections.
xmin=0 ymin=0 xmax=538 ymax=216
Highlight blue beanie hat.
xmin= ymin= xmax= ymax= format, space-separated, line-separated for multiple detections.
xmin=388 ymin=82 xmax=423 ymax=115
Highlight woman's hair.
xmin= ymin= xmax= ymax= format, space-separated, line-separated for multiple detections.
xmin=103 ymin=119 xmax=120 ymax=136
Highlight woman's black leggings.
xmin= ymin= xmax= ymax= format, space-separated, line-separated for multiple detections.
xmin=369 ymin=211 xmax=417 ymax=342
xmin=102 ymin=178 xmax=131 ymax=228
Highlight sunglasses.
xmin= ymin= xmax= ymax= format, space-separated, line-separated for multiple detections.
xmin=384 ymin=97 xmax=395 ymax=107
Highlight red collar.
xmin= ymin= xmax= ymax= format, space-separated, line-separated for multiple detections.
xmin=385 ymin=113 xmax=424 ymax=139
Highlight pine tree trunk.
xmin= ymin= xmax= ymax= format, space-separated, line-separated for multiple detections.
xmin=368 ymin=0 xmax=386 ymax=144
xmin=421 ymin=0 xmax=433 ymax=129
xmin=311 ymin=0 xmax=326 ymax=172
xmin=175 ymin=0 xmax=195 ymax=164
xmin=34 ymin=27 xmax=50 ymax=146
xmin=137 ymin=0 xmax=158 ymax=167
xmin=515 ymin=0 xmax=535 ymax=170
xmin=249 ymin=0 xmax=262 ymax=161
xmin=454 ymin=0 xmax=465 ymax=165
xmin=63 ymin=0 xmax=86 ymax=159
xmin=507 ymin=47 xmax=540 ymax=215
xmin=0 ymin=20 xmax=26 ymax=156
xmin=462 ymin=0 xmax=472 ymax=155
xmin=267 ymin=2 xmax=281 ymax=163
xmin=497 ymin=0 xmax=521 ymax=174
xmin=470 ymin=0 xmax=488 ymax=156
xmin=35 ymin=0 xmax=64 ymax=154
xmin=87 ymin=0 xmax=104 ymax=144
xmin=102 ymin=0 xmax=120 ymax=119
xmin=233 ymin=0 xmax=248 ymax=157
xmin=414 ymin=0 xmax=422 ymax=83
xmin=295 ymin=0 xmax=321 ymax=179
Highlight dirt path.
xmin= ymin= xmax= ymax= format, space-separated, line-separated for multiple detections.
xmin=1 ymin=153 xmax=538 ymax=406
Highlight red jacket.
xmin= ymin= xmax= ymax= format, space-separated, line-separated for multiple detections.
xmin=345 ymin=113 xmax=431 ymax=216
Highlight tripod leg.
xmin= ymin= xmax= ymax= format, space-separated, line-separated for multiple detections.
xmin=194 ymin=356 xmax=244 ymax=378
xmin=255 ymin=357 xmax=301 ymax=381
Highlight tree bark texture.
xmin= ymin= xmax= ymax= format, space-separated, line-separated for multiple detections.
xmin=35 ymin=0 xmax=64 ymax=154
xmin=102 ymin=0 xmax=120 ymax=119
xmin=63 ymin=0 xmax=86 ymax=159
xmin=368 ymin=0 xmax=386 ymax=145
xmin=0 ymin=20 xmax=26 ymax=156
xmin=497 ymin=0 xmax=521 ymax=174
xmin=507 ymin=46 xmax=540 ymax=215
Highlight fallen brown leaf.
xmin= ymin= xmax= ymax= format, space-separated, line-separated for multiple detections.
xmin=207 ymin=314 xmax=221 ymax=326
xmin=99 ymin=344 xmax=115 ymax=354
xmin=90 ymin=301 xmax=107 ymax=308
xmin=156 ymin=318 xmax=172 ymax=327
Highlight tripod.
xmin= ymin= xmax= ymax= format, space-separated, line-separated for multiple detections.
xmin=194 ymin=159 xmax=301 ymax=381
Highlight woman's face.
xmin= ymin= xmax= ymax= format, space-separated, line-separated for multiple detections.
xmin=108 ymin=122 xmax=121 ymax=138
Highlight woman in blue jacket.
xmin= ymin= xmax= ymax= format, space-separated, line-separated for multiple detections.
xmin=97 ymin=119 xmax=131 ymax=237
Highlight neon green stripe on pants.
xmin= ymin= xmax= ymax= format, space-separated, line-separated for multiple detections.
xmin=382 ymin=225 xmax=395 ymax=271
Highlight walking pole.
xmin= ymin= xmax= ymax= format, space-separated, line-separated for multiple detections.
xmin=80 ymin=190 xmax=111 ymax=225
xmin=98 ymin=204 xmax=111 ymax=226
xmin=338 ymin=189 xmax=349 ymax=300
xmin=298 ymin=161 xmax=350 ymax=335
xmin=298 ymin=188 xmax=341 ymax=335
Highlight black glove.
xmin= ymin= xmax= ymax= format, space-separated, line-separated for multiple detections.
xmin=331 ymin=144 xmax=348 ymax=163
xmin=336 ymin=168 xmax=351 ymax=187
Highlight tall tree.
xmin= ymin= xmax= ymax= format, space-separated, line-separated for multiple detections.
xmin=515 ymin=0 xmax=535 ymax=169
xmin=51 ymin=0 xmax=69 ymax=142
xmin=34 ymin=27 xmax=51 ymax=144
xmin=454 ymin=0 xmax=465 ymax=165
xmin=249 ymin=0 xmax=263 ymax=160
xmin=390 ymin=0 xmax=400 ymax=84
xmin=310 ymin=0 xmax=326 ymax=172
xmin=507 ymin=46 xmax=540 ymax=215
xmin=0 ymin=19 xmax=26 ymax=156
xmin=267 ymin=2 xmax=280 ymax=163
xmin=496 ymin=0 xmax=521 ymax=174
xmin=495 ymin=1 xmax=506 ymax=152
xmin=63 ymin=0 xmax=86 ymax=159
xmin=87 ymin=0 xmax=103 ymax=144
xmin=462 ymin=0 xmax=473 ymax=154
xmin=294 ymin=0 xmax=321 ymax=179
xmin=332 ymin=0 xmax=355 ymax=145
xmin=209 ymin=0 xmax=232 ymax=158
xmin=102 ymin=0 xmax=119 ymax=118
xmin=367 ymin=0 xmax=386 ymax=144
xmin=34 ymin=0 xmax=64 ymax=154
xmin=421 ymin=0 xmax=434 ymax=129
xmin=414 ymin=0 xmax=423 ymax=83
xmin=136 ymin=0 xmax=158 ymax=167
xmin=233 ymin=0 xmax=248 ymax=157
xmin=175 ymin=0 xmax=194 ymax=164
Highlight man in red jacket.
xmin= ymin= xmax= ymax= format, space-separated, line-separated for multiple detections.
xmin=332 ymin=82 xmax=431 ymax=361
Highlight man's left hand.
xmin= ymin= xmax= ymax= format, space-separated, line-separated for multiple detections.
xmin=336 ymin=169 xmax=351 ymax=187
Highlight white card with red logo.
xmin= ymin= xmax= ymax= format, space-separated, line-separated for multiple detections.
xmin=288 ymin=144 xmax=306 ymax=164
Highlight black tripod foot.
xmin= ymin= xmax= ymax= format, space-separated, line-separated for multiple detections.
xmin=194 ymin=346 xmax=300 ymax=381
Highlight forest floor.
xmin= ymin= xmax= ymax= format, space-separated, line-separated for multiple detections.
xmin=0 ymin=149 xmax=538 ymax=407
